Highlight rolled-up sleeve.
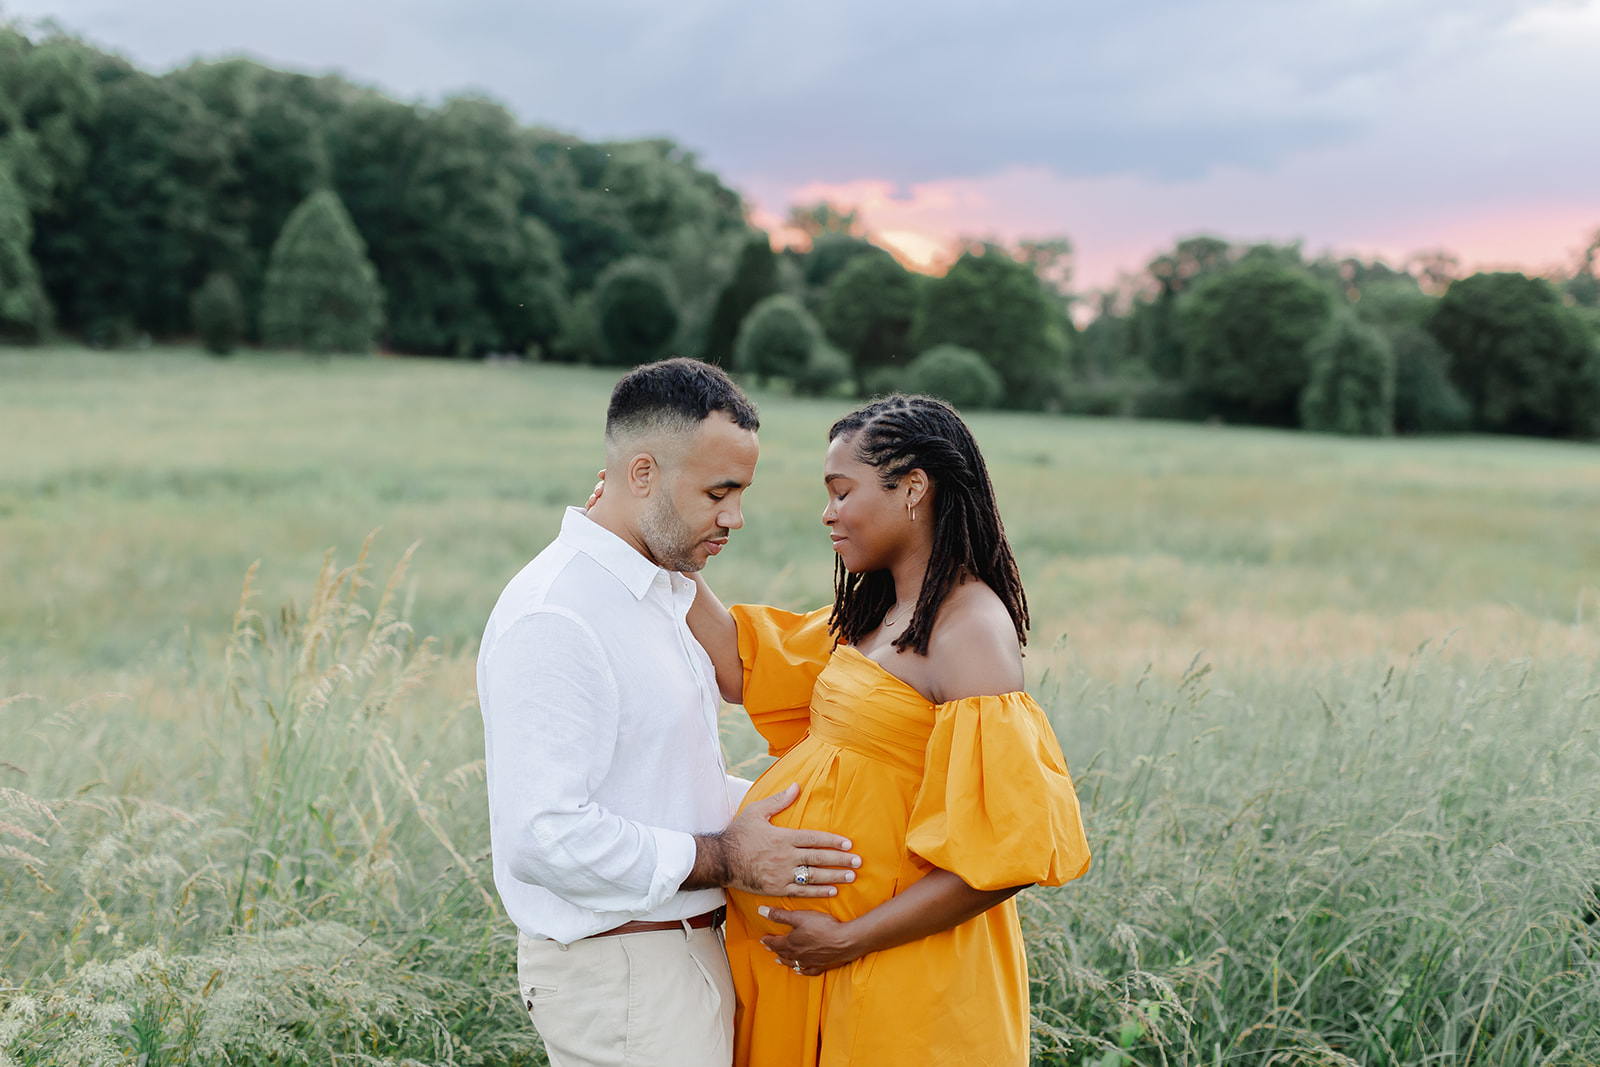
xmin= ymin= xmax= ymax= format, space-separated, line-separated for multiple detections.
xmin=481 ymin=610 xmax=697 ymax=916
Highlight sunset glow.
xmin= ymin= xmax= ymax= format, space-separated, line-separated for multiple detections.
xmin=749 ymin=170 xmax=1600 ymax=291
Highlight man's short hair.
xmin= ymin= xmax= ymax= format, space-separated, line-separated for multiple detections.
xmin=605 ymin=358 xmax=760 ymax=443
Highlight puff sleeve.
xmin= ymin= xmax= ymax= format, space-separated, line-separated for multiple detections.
xmin=904 ymin=692 xmax=1091 ymax=890
xmin=729 ymin=604 xmax=834 ymax=758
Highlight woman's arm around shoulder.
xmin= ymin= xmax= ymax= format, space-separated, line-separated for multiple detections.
xmin=687 ymin=572 xmax=742 ymax=704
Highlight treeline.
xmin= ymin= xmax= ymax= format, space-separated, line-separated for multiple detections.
xmin=0 ymin=23 xmax=748 ymax=358
xmin=3 ymin=24 xmax=1599 ymax=439
xmin=1074 ymin=237 xmax=1600 ymax=438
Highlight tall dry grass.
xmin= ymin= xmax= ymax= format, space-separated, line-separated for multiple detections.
xmin=7 ymin=549 xmax=1598 ymax=1064
xmin=2 ymin=544 xmax=542 ymax=1066
xmin=1025 ymin=652 xmax=1600 ymax=1064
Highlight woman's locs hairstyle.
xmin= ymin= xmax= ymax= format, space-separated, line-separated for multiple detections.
xmin=827 ymin=394 xmax=1029 ymax=657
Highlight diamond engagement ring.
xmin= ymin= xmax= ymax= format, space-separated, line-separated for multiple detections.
xmin=792 ymin=962 xmax=804 ymax=974
xmin=793 ymin=865 xmax=810 ymax=886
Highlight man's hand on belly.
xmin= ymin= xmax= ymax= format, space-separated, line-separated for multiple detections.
xmin=682 ymin=783 xmax=862 ymax=897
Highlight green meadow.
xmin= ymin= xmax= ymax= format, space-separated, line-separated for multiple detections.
xmin=4 ymin=348 xmax=1600 ymax=1065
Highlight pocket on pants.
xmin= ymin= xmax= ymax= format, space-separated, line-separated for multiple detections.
xmin=521 ymin=982 xmax=557 ymax=1017
xmin=619 ymin=931 xmax=731 ymax=1065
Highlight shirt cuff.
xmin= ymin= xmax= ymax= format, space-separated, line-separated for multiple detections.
xmin=651 ymin=827 xmax=699 ymax=901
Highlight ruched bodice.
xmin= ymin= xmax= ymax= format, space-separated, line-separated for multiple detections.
xmin=722 ymin=605 xmax=1091 ymax=1067
xmin=807 ymin=646 xmax=930 ymax=776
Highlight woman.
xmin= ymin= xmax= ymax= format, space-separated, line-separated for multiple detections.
xmin=685 ymin=394 xmax=1091 ymax=1066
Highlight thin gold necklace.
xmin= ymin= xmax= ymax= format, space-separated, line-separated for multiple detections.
xmin=883 ymin=600 xmax=913 ymax=628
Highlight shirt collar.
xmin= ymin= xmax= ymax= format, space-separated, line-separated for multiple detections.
xmin=558 ymin=507 xmax=669 ymax=601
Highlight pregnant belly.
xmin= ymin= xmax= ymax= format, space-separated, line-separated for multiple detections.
xmin=731 ymin=735 xmax=924 ymax=937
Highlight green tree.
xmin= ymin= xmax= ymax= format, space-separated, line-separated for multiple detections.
xmin=0 ymin=28 xmax=101 ymax=217
xmin=1429 ymin=272 xmax=1600 ymax=437
xmin=190 ymin=271 xmax=243 ymax=355
xmin=802 ymin=232 xmax=879 ymax=291
xmin=1564 ymin=229 xmax=1599 ymax=309
xmin=820 ymin=250 xmax=918 ymax=387
xmin=1336 ymin=257 xmax=1419 ymax=305
xmin=734 ymin=294 xmax=823 ymax=385
xmin=171 ymin=59 xmax=348 ymax=341
xmin=519 ymin=135 xmax=742 ymax=299
xmin=704 ymin=233 xmax=776 ymax=367
xmin=911 ymin=248 xmax=1068 ymax=408
xmin=237 ymin=97 xmax=329 ymax=259
xmin=1388 ymin=324 xmax=1470 ymax=434
xmin=1581 ymin=307 xmax=1600 ymax=344
xmin=174 ymin=60 xmax=333 ymax=259
xmin=553 ymin=288 xmax=604 ymax=364
xmin=903 ymin=345 xmax=1003 ymax=410
xmin=1342 ymin=270 xmax=1466 ymax=434
xmin=0 ymin=152 xmax=51 ymax=339
xmin=1078 ymin=292 xmax=1136 ymax=378
xmin=260 ymin=189 xmax=383 ymax=353
xmin=1016 ymin=237 xmax=1075 ymax=309
xmin=518 ymin=137 xmax=638 ymax=295
xmin=793 ymin=342 xmax=853 ymax=398
xmin=1299 ymin=313 xmax=1395 ymax=435
xmin=34 ymin=62 xmax=238 ymax=339
xmin=592 ymin=256 xmax=679 ymax=366
xmin=1406 ymin=250 xmax=1462 ymax=296
xmin=656 ymin=225 xmax=743 ymax=363
xmin=1130 ymin=235 xmax=1235 ymax=378
xmin=328 ymin=96 xmax=567 ymax=357
xmin=0 ymin=23 xmax=764 ymax=359
xmin=787 ymin=201 xmax=859 ymax=238
xmin=1177 ymin=258 xmax=1334 ymax=423
xmin=601 ymin=140 xmax=745 ymax=248
xmin=1352 ymin=274 xmax=1434 ymax=331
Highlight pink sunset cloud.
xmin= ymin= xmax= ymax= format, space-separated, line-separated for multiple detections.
xmin=750 ymin=169 xmax=1600 ymax=292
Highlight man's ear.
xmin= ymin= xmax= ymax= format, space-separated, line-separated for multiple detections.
xmin=625 ymin=452 xmax=657 ymax=497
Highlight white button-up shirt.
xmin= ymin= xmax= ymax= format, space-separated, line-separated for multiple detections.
xmin=477 ymin=507 xmax=748 ymax=944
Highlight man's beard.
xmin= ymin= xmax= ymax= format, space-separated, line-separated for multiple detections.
xmin=638 ymin=492 xmax=707 ymax=573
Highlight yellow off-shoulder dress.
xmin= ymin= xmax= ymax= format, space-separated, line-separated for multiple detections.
xmin=724 ymin=605 xmax=1091 ymax=1067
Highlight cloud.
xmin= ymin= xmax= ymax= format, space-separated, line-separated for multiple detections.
xmin=749 ymin=0 xmax=1600 ymax=285
xmin=14 ymin=0 xmax=1588 ymax=182
xmin=11 ymin=0 xmax=1600 ymax=284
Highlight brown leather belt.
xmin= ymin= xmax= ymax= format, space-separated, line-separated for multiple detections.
xmin=584 ymin=906 xmax=726 ymax=939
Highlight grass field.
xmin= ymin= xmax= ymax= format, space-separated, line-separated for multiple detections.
xmin=4 ymin=347 xmax=1600 ymax=1064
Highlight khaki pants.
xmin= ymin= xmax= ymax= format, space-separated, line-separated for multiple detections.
xmin=517 ymin=925 xmax=735 ymax=1067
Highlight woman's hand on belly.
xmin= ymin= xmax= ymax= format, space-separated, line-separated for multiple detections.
xmin=760 ymin=868 xmax=1031 ymax=975
xmin=757 ymin=905 xmax=862 ymax=976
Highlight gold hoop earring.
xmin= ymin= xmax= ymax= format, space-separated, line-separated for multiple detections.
xmin=907 ymin=501 xmax=917 ymax=522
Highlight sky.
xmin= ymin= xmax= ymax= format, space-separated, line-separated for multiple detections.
xmin=9 ymin=0 xmax=1600 ymax=289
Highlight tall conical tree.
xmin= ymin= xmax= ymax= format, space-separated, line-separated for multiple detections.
xmin=0 ymin=154 xmax=52 ymax=340
xmin=703 ymin=233 xmax=776 ymax=367
xmin=260 ymin=189 xmax=383 ymax=353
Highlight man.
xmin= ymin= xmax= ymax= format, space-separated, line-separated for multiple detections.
xmin=477 ymin=358 xmax=858 ymax=1067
